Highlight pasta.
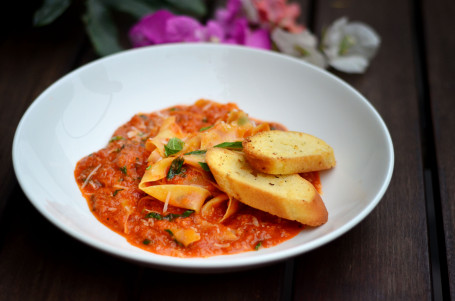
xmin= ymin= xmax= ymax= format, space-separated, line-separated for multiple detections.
xmin=74 ymin=100 xmax=323 ymax=257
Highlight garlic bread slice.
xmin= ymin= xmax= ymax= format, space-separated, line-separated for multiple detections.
xmin=243 ymin=130 xmax=336 ymax=174
xmin=206 ymin=148 xmax=328 ymax=226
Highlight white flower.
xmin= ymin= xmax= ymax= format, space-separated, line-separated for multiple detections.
xmin=271 ymin=27 xmax=327 ymax=69
xmin=322 ymin=17 xmax=381 ymax=73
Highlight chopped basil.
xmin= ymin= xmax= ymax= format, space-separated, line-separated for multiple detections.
xmin=255 ymin=241 xmax=262 ymax=250
xmin=165 ymin=229 xmax=174 ymax=236
xmin=198 ymin=162 xmax=210 ymax=172
xmin=115 ymin=144 xmax=125 ymax=153
xmin=113 ymin=189 xmax=123 ymax=196
xmin=120 ymin=166 xmax=127 ymax=175
xmin=109 ymin=136 xmax=123 ymax=143
xmin=181 ymin=210 xmax=194 ymax=217
xmin=184 ymin=149 xmax=207 ymax=155
xmin=167 ymin=157 xmax=184 ymax=180
xmin=146 ymin=210 xmax=194 ymax=221
xmin=164 ymin=137 xmax=184 ymax=157
xmin=214 ymin=141 xmax=243 ymax=149
xmin=143 ymin=239 xmax=151 ymax=245
xmin=146 ymin=165 xmax=152 ymax=170
xmin=199 ymin=125 xmax=213 ymax=132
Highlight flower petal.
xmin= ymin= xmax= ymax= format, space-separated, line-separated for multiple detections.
xmin=246 ymin=28 xmax=271 ymax=49
xmin=129 ymin=10 xmax=175 ymax=47
xmin=206 ymin=20 xmax=225 ymax=42
xmin=166 ymin=16 xmax=204 ymax=42
xmin=329 ymin=55 xmax=369 ymax=73
xmin=322 ymin=16 xmax=381 ymax=73
xmin=343 ymin=22 xmax=381 ymax=59
xmin=271 ymin=28 xmax=327 ymax=68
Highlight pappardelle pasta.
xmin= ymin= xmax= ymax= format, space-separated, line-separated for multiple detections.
xmin=74 ymin=100 xmax=327 ymax=257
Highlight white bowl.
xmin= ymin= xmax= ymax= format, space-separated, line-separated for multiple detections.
xmin=13 ymin=44 xmax=393 ymax=272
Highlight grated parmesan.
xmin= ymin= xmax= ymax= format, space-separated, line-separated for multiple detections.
xmin=81 ymin=164 xmax=101 ymax=188
xmin=163 ymin=191 xmax=171 ymax=213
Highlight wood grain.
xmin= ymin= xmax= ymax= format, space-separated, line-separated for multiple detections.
xmin=292 ymin=0 xmax=432 ymax=299
xmin=422 ymin=0 xmax=455 ymax=298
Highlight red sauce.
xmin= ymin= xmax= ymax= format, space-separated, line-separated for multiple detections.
xmin=74 ymin=100 xmax=321 ymax=257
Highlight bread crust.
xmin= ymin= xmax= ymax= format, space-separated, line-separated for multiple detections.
xmin=242 ymin=131 xmax=336 ymax=175
xmin=206 ymin=148 xmax=328 ymax=226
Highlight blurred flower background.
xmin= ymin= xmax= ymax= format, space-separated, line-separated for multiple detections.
xmin=33 ymin=0 xmax=380 ymax=73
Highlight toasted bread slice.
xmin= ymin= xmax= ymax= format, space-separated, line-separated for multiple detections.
xmin=206 ymin=148 xmax=328 ymax=226
xmin=242 ymin=130 xmax=336 ymax=174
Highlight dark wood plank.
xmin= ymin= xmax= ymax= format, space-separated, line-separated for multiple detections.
xmin=0 ymin=18 xmax=84 ymax=218
xmin=422 ymin=0 xmax=455 ymax=298
xmin=292 ymin=0 xmax=432 ymax=299
xmin=0 ymin=13 xmax=135 ymax=301
xmin=136 ymin=263 xmax=286 ymax=301
xmin=0 ymin=187 xmax=137 ymax=301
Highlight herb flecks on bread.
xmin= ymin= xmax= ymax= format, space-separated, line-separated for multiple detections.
xmin=243 ymin=130 xmax=336 ymax=175
xmin=206 ymin=148 xmax=328 ymax=226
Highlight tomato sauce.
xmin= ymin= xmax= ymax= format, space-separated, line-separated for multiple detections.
xmin=74 ymin=100 xmax=321 ymax=257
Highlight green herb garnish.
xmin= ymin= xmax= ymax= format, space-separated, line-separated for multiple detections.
xmin=181 ymin=210 xmax=194 ymax=217
xmin=255 ymin=241 xmax=262 ymax=250
xmin=146 ymin=210 xmax=194 ymax=221
xmin=143 ymin=239 xmax=151 ymax=245
xmin=165 ymin=229 xmax=174 ymax=236
xmin=214 ymin=141 xmax=243 ymax=149
xmin=113 ymin=189 xmax=123 ymax=196
xmin=146 ymin=165 xmax=152 ymax=170
xmin=184 ymin=150 xmax=207 ymax=155
xmin=164 ymin=137 xmax=184 ymax=157
xmin=198 ymin=162 xmax=211 ymax=172
xmin=167 ymin=157 xmax=184 ymax=180
xmin=199 ymin=125 xmax=213 ymax=132
xmin=146 ymin=212 xmax=163 ymax=220
xmin=120 ymin=166 xmax=127 ymax=175
xmin=109 ymin=136 xmax=123 ymax=143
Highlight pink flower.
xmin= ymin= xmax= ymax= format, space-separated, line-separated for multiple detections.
xmin=129 ymin=3 xmax=271 ymax=50
xmin=248 ymin=0 xmax=304 ymax=33
xmin=214 ymin=0 xmax=271 ymax=49
xmin=129 ymin=10 xmax=174 ymax=46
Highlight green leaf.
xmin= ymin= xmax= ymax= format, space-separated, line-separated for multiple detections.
xmin=214 ymin=141 xmax=243 ymax=149
xmin=109 ymin=135 xmax=123 ymax=142
xmin=181 ymin=210 xmax=194 ymax=218
xmin=164 ymin=0 xmax=206 ymax=17
xmin=33 ymin=0 xmax=71 ymax=27
xmin=198 ymin=162 xmax=210 ymax=172
xmin=167 ymin=157 xmax=184 ymax=180
xmin=104 ymin=0 xmax=158 ymax=19
xmin=113 ymin=189 xmax=123 ymax=196
xmin=184 ymin=150 xmax=207 ymax=155
xmin=199 ymin=125 xmax=213 ymax=132
xmin=146 ymin=210 xmax=194 ymax=221
xmin=142 ymin=239 xmax=151 ymax=245
xmin=120 ymin=166 xmax=127 ymax=175
xmin=255 ymin=241 xmax=262 ymax=250
xmin=164 ymin=137 xmax=184 ymax=157
xmin=146 ymin=212 xmax=163 ymax=220
xmin=83 ymin=0 xmax=124 ymax=56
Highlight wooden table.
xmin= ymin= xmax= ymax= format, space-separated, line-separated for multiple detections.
xmin=1 ymin=0 xmax=454 ymax=299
